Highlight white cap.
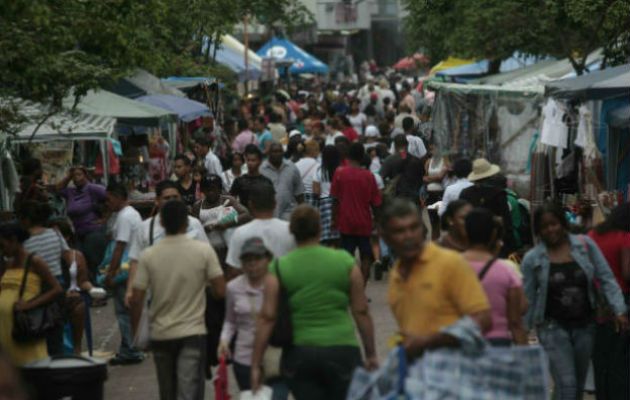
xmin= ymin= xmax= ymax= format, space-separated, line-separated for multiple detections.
xmin=365 ymin=125 xmax=380 ymax=138
xmin=289 ymin=129 xmax=302 ymax=138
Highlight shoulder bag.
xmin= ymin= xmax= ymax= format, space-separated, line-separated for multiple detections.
xmin=478 ymin=257 xmax=499 ymax=281
xmin=13 ymin=254 xmax=64 ymax=343
xmin=579 ymin=235 xmax=615 ymax=320
xmin=269 ymin=259 xmax=293 ymax=348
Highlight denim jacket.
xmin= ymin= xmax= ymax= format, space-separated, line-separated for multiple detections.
xmin=522 ymin=234 xmax=627 ymax=329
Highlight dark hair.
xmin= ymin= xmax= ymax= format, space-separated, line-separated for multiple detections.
xmin=196 ymin=138 xmax=212 ymax=148
xmin=321 ymin=145 xmax=340 ymax=182
xmin=379 ymin=198 xmax=421 ymax=230
xmin=255 ymin=116 xmax=266 ymax=125
xmin=453 ymin=158 xmax=473 ymax=179
xmin=339 ymin=115 xmax=352 ymax=128
xmin=156 ymin=180 xmax=180 ymax=197
xmin=348 ymin=142 xmax=366 ymax=163
xmin=200 ymin=174 xmax=223 ymax=191
xmin=49 ymin=218 xmax=75 ymax=244
xmin=290 ymin=205 xmax=321 ymax=242
xmin=595 ymin=203 xmax=630 ymax=234
xmin=0 ymin=222 xmax=30 ymax=243
xmin=249 ymin=182 xmax=276 ymax=211
xmin=22 ymin=158 xmax=42 ymax=176
xmin=533 ymin=202 xmax=569 ymax=236
xmin=17 ymin=200 xmax=52 ymax=226
xmin=441 ymin=200 xmax=470 ymax=231
xmin=174 ymin=154 xmax=192 ymax=166
xmin=160 ymin=200 xmax=189 ymax=235
xmin=393 ymin=134 xmax=408 ymax=149
xmin=106 ymin=182 xmax=128 ymax=200
xmin=269 ymin=113 xmax=281 ymax=123
xmin=244 ymin=144 xmax=263 ymax=160
xmin=228 ymin=152 xmax=245 ymax=167
xmin=465 ymin=208 xmax=501 ymax=247
xmin=238 ymin=118 xmax=249 ymax=131
xmin=402 ymin=116 xmax=415 ymax=131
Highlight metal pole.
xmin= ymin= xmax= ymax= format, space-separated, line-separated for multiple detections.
xmin=244 ymin=15 xmax=249 ymax=94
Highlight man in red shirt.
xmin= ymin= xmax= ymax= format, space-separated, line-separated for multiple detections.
xmin=331 ymin=142 xmax=382 ymax=283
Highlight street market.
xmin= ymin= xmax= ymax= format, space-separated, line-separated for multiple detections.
xmin=1 ymin=2 xmax=630 ymax=400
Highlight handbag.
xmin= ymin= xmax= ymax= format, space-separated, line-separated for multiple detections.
xmin=268 ymin=259 xmax=293 ymax=348
xmin=12 ymin=254 xmax=64 ymax=343
xmin=247 ymin=293 xmax=282 ymax=379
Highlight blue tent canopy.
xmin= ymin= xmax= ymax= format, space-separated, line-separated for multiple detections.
xmin=136 ymin=94 xmax=211 ymax=122
xmin=256 ymin=37 xmax=329 ymax=75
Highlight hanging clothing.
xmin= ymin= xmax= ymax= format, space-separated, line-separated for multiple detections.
xmin=540 ymin=99 xmax=569 ymax=149
xmin=574 ymin=105 xmax=591 ymax=149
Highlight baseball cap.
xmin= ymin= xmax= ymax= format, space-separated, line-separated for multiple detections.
xmin=365 ymin=125 xmax=380 ymax=138
xmin=240 ymin=237 xmax=271 ymax=259
xmin=289 ymin=129 xmax=302 ymax=138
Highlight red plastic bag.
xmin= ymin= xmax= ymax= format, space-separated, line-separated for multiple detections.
xmin=214 ymin=355 xmax=231 ymax=400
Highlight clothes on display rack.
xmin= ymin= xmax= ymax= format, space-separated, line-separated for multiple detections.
xmin=540 ymin=99 xmax=569 ymax=149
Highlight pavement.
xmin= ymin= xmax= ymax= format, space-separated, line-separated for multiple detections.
xmin=93 ymin=278 xmax=397 ymax=399
xmin=91 ymin=276 xmax=595 ymax=400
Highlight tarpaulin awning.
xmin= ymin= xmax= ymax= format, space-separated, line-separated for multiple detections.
xmin=64 ymin=89 xmax=177 ymax=127
xmin=436 ymin=54 xmax=543 ymax=82
xmin=136 ymin=94 xmax=211 ymax=122
xmin=545 ymin=63 xmax=630 ymax=100
xmin=429 ymin=57 xmax=475 ymax=76
xmin=256 ymin=37 xmax=329 ymax=75
xmin=473 ymin=49 xmax=603 ymax=87
xmin=107 ymin=69 xmax=186 ymax=99
xmin=202 ymin=37 xmax=262 ymax=81
xmin=608 ymin=104 xmax=630 ymax=128
xmin=4 ymin=98 xmax=115 ymax=142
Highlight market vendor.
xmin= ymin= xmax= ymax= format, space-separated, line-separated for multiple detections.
xmin=55 ymin=166 xmax=108 ymax=280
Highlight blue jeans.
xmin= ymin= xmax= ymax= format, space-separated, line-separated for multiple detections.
xmin=537 ymin=321 xmax=595 ymax=400
xmin=112 ymin=283 xmax=143 ymax=360
xmin=152 ymin=335 xmax=207 ymax=400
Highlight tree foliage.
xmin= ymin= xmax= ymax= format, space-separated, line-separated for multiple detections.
xmin=0 ymin=0 xmax=312 ymax=135
xmin=403 ymin=0 xmax=630 ymax=74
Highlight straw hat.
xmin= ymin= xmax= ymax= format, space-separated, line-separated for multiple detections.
xmin=468 ymin=158 xmax=501 ymax=182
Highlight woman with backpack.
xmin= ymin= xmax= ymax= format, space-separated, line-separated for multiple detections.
xmin=462 ymin=208 xmax=528 ymax=346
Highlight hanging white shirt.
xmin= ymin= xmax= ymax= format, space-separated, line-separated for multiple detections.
xmin=540 ymin=99 xmax=569 ymax=149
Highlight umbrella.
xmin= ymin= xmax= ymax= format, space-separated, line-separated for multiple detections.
xmin=393 ymin=53 xmax=430 ymax=71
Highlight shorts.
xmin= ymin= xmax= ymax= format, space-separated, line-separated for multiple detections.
xmin=341 ymin=234 xmax=373 ymax=259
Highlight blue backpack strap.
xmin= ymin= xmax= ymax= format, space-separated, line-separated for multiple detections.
xmin=396 ymin=345 xmax=407 ymax=396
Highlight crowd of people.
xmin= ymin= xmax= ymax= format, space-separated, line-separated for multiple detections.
xmin=0 ymin=77 xmax=629 ymax=400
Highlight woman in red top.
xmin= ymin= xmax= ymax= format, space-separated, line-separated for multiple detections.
xmin=340 ymin=116 xmax=360 ymax=142
xmin=588 ymin=203 xmax=630 ymax=400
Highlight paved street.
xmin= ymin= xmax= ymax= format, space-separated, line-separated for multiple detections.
xmin=94 ymin=279 xmax=396 ymax=399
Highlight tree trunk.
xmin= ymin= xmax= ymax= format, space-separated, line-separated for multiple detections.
xmin=488 ymin=58 xmax=502 ymax=75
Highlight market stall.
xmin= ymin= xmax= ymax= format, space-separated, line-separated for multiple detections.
xmin=107 ymin=68 xmax=186 ymax=99
xmin=7 ymin=98 xmax=116 ymax=189
xmin=256 ymin=37 xmax=329 ymax=76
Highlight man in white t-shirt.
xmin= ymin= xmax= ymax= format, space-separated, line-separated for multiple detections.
xmin=105 ymin=182 xmax=144 ymax=365
xmin=194 ymin=137 xmax=223 ymax=176
xmin=125 ymin=180 xmax=209 ymax=305
xmin=226 ymin=182 xmax=295 ymax=275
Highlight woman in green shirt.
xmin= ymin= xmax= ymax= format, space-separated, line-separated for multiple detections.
xmin=251 ymin=205 xmax=378 ymax=399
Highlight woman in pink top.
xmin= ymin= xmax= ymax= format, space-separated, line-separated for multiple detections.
xmin=462 ymin=208 xmax=528 ymax=346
